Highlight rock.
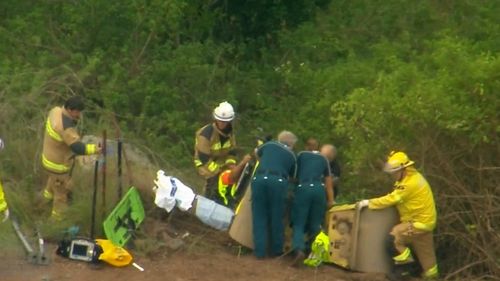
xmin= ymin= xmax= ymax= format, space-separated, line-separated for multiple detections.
xmin=161 ymin=232 xmax=185 ymax=250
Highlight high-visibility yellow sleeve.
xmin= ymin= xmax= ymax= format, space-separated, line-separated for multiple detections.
xmin=0 ymin=179 xmax=7 ymax=212
xmin=85 ymin=144 xmax=97 ymax=155
xmin=45 ymin=119 xmax=63 ymax=142
xmin=195 ymin=159 xmax=220 ymax=179
xmin=369 ymin=189 xmax=403 ymax=209
xmin=207 ymin=161 xmax=219 ymax=172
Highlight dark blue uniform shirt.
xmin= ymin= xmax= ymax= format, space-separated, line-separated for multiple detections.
xmin=256 ymin=141 xmax=296 ymax=178
xmin=296 ymin=151 xmax=330 ymax=183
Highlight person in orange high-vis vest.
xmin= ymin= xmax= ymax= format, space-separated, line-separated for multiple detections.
xmin=42 ymin=96 xmax=101 ymax=220
xmin=217 ymin=154 xmax=253 ymax=208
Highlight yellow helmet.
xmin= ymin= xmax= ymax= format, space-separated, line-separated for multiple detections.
xmin=383 ymin=151 xmax=414 ymax=173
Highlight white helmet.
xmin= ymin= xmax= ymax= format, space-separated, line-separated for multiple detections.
xmin=0 ymin=138 xmax=4 ymax=151
xmin=213 ymin=101 xmax=235 ymax=122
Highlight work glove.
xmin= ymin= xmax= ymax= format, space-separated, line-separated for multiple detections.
xmin=1 ymin=208 xmax=9 ymax=222
xmin=357 ymin=199 xmax=369 ymax=209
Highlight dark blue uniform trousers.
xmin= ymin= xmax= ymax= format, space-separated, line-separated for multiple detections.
xmin=291 ymin=182 xmax=326 ymax=252
xmin=251 ymin=174 xmax=288 ymax=258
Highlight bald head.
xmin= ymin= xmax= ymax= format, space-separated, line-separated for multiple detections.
xmin=277 ymin=130 xmax=297 ymax=149
xmin=320 ymin=144 xmax=337 ymax=161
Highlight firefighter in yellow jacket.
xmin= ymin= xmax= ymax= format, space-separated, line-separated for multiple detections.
xmin=0 ymin=138 xmax=9 ymax=223
xmin=194 ymin=101 xmax=237 ymax=204
xmin=358 ymin=151 xmax=438 ymax=280
xmin=42 ymin=96 xmax=101 ymax=219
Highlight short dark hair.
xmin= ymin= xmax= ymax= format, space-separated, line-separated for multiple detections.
xmin=305 ymin=137 xmax=319 ymax=151
xmin=64 ymin=96 xmax=85 ymax=111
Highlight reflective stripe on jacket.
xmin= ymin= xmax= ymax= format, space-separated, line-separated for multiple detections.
xmin=369 ymin=167 xmax=437 ymax=231
xmin=304 ymin=231 xmax=330 ymax=267
xmin=194 ymin=123 xmax=236 ymax=179
xmin=0 ymin=178 xmax=7 ymax=212
xmin=42 ymin=106 xmax=80 ymax=174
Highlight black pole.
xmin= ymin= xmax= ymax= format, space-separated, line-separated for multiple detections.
xmin=117 ymin=139 xmax=123 ymax=200
xmin=101 ymin=130 xmax=107 ymax=223
xmin=90 ymin=160 xmax=99 ymax=239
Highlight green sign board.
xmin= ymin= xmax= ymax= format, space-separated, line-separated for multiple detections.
xmin=103 ymin=187 xmax=145 ymax=247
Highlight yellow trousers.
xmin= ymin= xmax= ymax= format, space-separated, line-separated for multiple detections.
xmin=390 ymin=222 xmax=438 ymax=277
xmin=43 ymin=172 xmax=73 ymax=219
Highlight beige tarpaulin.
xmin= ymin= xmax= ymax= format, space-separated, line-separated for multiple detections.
xmin=229 ymin=186 xmax=254 ymax=249
xmin=326 ymin=204 xmax=399 ymax=274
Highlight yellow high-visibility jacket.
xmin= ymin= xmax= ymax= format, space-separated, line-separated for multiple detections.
xmin=42 ymin=106 xmax=96 ymax=174
xmin=0 ymin=178 xmax=7 ymax=212
xmin=368 ymin=167 xmax=437 ymax=231
xmin=194 ymin=123 xmax=236 ymax=179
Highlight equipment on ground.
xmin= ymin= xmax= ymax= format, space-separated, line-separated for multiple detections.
xmin=304 ymin=231 xmax=330 ymax=267
xmin=103 ymin=187 xmax=145 ymax=247
xmin=326 ymin=204 xmax=399 ymax=274
xmin=57 ymin=238 xmax=102 ymax=263
xmin=11 ymin=217 xmax=49 ymax=265
xmin=56 ymin=238 xmax=132 ymax=267
xmin=95 ymin=239 xmax=133 ymax=267
xmin=36 ymin=229 xmax=48 ymax=265
xmin=132 ymin=262 xmax=145 ymax=271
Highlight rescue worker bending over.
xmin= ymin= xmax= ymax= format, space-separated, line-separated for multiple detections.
xmin=290 ymin=144 xmax=334 ymax=266
xmin=0 ymin=138 xmax=9 ymax=222
xmin=42 ymin=96 xmax=101 ymax=220
xmin=358 ymin=151 xmax=438 ymax=280
xmin=194 ymin=101 xmax=237 ymax=204
xmin=251 ymin=131 xmax=297 ymax=259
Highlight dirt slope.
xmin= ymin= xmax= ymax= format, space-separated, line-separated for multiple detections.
xmin=0 ymin=206 xmax=391 ymax=281
xmin=0 ymin=245 xmax=389 ymax=281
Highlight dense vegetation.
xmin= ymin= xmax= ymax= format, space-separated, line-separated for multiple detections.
xmin=0 ymin=0 xmax=498 ymax=279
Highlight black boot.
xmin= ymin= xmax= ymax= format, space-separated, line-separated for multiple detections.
xmin=386 ymin=262 xmax=418 ymax=281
